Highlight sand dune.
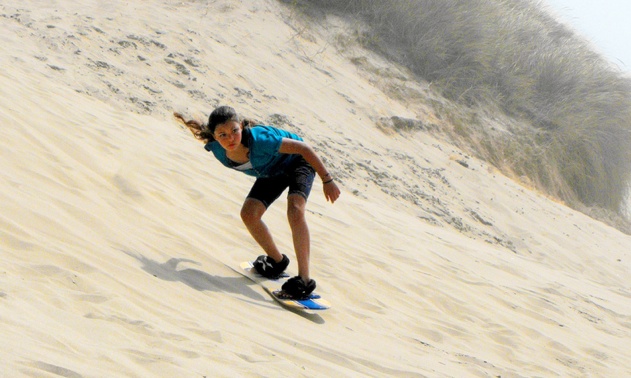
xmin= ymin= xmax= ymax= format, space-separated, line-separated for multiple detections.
xmin=1 ymin=0 xmax=630 ymax=377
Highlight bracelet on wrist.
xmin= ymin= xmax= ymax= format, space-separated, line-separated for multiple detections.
xmin=323 ymin=178 xmax=334 ymax=184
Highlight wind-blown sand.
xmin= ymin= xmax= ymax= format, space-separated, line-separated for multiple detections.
xmin=1 ymin=1 xmax=630 ymax=377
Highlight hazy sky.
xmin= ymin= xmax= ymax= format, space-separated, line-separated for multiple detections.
xmin=544 ymin=0 xmax=631 ymax=71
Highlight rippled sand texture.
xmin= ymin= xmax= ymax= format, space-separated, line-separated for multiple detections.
xmin=1 ymin=1 xmax=630 ymax=377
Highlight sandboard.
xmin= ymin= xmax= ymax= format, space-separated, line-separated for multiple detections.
xmin=238 ymin=261 xmax=330 ymax=311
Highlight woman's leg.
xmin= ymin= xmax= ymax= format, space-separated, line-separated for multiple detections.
xmin=287 ymin=193 xmax=310 ymax=281
xmin=240 ymin=198 xmax=284 ymax=263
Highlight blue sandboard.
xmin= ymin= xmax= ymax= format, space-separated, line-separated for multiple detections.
xmin=239 ymin=261 xmax=330 ymax=311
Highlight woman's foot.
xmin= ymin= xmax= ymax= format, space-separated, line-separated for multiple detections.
xmin=281 ymin=276 xmax=316 ymax=299
xmin=252 ymin=254 xmax=289 ymax=278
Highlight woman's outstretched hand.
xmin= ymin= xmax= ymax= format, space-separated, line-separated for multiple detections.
xmin=323 ymin=181 xmax=340 ymax=203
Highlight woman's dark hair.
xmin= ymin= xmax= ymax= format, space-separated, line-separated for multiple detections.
xmin=174 ymin=105 xmax=257 ymax=144
xmin=208 ymin=105 xmax=239 ymax=134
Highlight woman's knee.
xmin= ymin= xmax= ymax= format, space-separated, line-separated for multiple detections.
xmin=287 ymin=195 xmax=307 ymax=221
xmin=241 ymin=199 xmax=266 ymax=224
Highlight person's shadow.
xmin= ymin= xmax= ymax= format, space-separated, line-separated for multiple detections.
xmin=124 ymin=251 xmax=327 ymax=322
xmin=124 ymin=251 xmax=263 ymax=302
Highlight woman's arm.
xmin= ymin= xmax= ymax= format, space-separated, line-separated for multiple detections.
xmin=279 ymin=138 xmax=341 ymax=203
xmin=279 ymin=139 xmax=329 ymax=180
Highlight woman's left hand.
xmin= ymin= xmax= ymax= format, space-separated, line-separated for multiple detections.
xmin=323 ymin=181 xmax=341 ymax=203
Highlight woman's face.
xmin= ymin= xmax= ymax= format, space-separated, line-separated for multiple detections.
xmin=213 ymin=120 xmax=243 ymax=151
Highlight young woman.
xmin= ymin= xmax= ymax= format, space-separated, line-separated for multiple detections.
xmin=174 ymin=106 xmax=340 ymax=299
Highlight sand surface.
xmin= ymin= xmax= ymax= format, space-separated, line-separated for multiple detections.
xmin=1 ymin=1 xmax=630 ymax=377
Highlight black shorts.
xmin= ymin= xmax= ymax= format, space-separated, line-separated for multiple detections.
xmin=247 ymin=157 xmax=316 ymax=208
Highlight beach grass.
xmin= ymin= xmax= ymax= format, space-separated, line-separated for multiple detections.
xmin=293 ymin=0 xmax=631 ymax=221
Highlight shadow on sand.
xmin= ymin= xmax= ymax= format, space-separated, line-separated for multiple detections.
xmin=123 ymin=251 xmax=326 ymax=323
xmin=123 ymin=251 xmax=263 ymax=301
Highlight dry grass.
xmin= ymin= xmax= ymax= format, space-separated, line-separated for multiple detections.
xmin=289 ymin=0 xmax=631 ymax=219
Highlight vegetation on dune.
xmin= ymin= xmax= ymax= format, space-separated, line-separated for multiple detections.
xmin=287 ymin=0 xmax=631 ymax=224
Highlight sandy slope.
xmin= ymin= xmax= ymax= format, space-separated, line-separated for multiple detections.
xmin=1 ymin=0 xmax=630 ymax=377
